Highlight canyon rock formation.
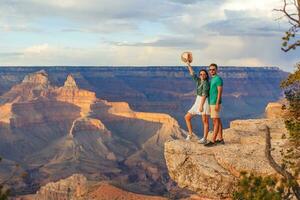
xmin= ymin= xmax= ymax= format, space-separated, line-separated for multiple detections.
xmin=164 ymin=102 xmax=288 ymax=199
xmin=0 ymin=70 xmax=185 ymax=196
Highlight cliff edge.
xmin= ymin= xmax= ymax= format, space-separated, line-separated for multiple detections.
xmin=164 ymin=102 xmax=288 ymax=199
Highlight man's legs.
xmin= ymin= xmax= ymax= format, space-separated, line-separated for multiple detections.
xmin=212 ymin=118 xmax=220 ymax=142
xmin=217 ymin=118 xmax=223 ymax=140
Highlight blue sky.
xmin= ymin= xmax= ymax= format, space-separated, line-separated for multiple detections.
xmin=0 ymin=0 xmax=299 ymax=71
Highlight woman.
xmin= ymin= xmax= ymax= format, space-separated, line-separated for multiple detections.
xmin=184 ymin=61 xmax=210 ymax=144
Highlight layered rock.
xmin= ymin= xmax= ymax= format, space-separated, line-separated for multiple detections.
xmin=108 ymin=102 xmax=178 ymax=125
xmin=23 ymin=174 xmax=168 ymax=200
xmin=0 ymin=70 xmax=50 ymax=103
xmin=35 ymin=174 xmax=88 ymax=200
xmin=0 ymin=103 xmax=12 ymax=123
xmin=63 ymin=74 xmax=78 ymax=88
xmin=53 ymin=74 xmax=96 ymax=116
xmin=21 ymin=69 xmax=49 ymax=86
xmin=265 ymin=102 xmax=286 ymax=119
xmin=87 ymin=182 xmax=167 ymax=200
xmin=164 ymin=102 xmax=288 ymax=199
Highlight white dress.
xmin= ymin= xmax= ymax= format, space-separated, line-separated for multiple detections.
xmin=188 ymin=95 xmax=210 ymax=115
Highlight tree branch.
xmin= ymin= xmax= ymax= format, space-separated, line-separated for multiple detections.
xmin=281 ymin=40 xmax=300 ymax=52
xmin=274 ymin=0 xmax=300 ymax=25
xmin=264 ymin=126 xmax=300 ymax=199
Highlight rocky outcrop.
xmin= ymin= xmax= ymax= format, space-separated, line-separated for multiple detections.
xmin=265 ymin=102 xmax=286 ymax=119
xmin=35 ymin=174 xmax=88 ymax=200
xmin=54 ymin=75 xmax=96 ymax=116
xmin=63 ymin=74 xmax=78 ymax=88
xmin=21 ymin=70 xmax=49 ymax=87
xmin=23 ymin=174 xmax=168 ymax=200
xmin=87 ymin=182 xmax=167 ymax=200
xmin=1 ymin=72 xmax=96 ymax=128
xmin=0 ymin=70 xmax=51 ymax=103
xmin=164 ymin=102 xmax=288 ymax=199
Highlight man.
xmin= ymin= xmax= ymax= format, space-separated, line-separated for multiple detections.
xmin=204 ymin=63 xmax=225 ymax=147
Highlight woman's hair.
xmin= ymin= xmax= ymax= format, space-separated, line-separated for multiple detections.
xmin=199 ymin=69 xmax=209 ymax=81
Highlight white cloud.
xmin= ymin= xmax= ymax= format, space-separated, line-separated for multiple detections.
xmin=24 ymin=44 xmax=50 ymax=54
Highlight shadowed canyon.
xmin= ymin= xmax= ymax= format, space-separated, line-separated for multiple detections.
xmin=0 ymin=67 xmax=288 ymax=199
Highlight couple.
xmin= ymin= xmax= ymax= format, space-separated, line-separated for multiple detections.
xmin=184 ymin=59 xmax=224 ymax=147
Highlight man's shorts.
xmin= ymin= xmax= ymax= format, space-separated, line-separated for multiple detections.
xmin=210 ymin=105 xmax=222 ymax=118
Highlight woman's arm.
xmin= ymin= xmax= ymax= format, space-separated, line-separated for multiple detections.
xmin=186 ymin=62 xmax=194 ymax=75
xmin=199 ymin=82 xmax=209 ymax=112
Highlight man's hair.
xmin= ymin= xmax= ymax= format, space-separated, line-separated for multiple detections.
xmin=210 ymin=63 xmax=218 ymax=69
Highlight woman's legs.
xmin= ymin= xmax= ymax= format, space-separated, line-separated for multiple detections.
xmin=184 ymin=112 xmax=194 ymax=136
xmin=201 ymin=114 xmax=209 ymax=140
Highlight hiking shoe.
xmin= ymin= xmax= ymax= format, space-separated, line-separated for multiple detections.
xmin=216 ymin=139 xmax=225 ymax=145
xmin=204 ymin=141 xmax=217 ymax=147
xmin=198 ymin=138 xmax=207 ymax=144
xmin=185 ymin=135 xmax=191 ymax=141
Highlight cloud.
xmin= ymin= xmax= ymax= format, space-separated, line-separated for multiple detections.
xmin=113 ymin=35 xmax=207 ymax=49
xmin=168 ymin=0 xmax=221 ymax=5
xmin=0 ymin=0 xmax=298 ymax=71
xmin=0 ymin=52 xmax=23 ymax=58
xmin=24 ymin=44 xmax=50 ymax=54
xmin=204 ymin=10 xmax=286 ymax=36
xmin=0 ymin=25 xmax=42 ymax=33
xmin=60 ymin=19 xmax=138 ymax=33
xmin=0 ymin=0 xmax=182 ymax=33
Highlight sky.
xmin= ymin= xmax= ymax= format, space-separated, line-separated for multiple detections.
xmin=0 ymin=0 xmax=299 ymax=71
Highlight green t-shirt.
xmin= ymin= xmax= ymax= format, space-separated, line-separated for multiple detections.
xmin=191 ymin=73 xmax=209 ymax=97
xmin=209 ymin=75 xmax=223 ymax=105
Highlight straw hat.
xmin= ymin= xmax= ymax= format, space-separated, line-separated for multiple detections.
xmin=181 ymin=52 xmax=193 ymax=63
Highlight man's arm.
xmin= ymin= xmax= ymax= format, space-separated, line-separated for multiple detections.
xmin=215 ymin=86 xmax=223 ymax=111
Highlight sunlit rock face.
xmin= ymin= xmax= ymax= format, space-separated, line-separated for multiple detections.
xmin=22 ymin=174 xmax=167 ymax=200
xmin=35 ymin=174 xmax=88 ymax=200
xmin=54 ymin=74 xmax=96 ymax=116
xmin=164 ymin=102 xmax=288 ymax=199
xmin=265 ymin=102 xmax=287 ymax=119
xmin=0 ymin=70 xmax=186 ymax=197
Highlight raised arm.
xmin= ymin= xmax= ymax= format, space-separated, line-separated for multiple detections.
xmin=186 ymin=62 xmax=194 ymax=75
